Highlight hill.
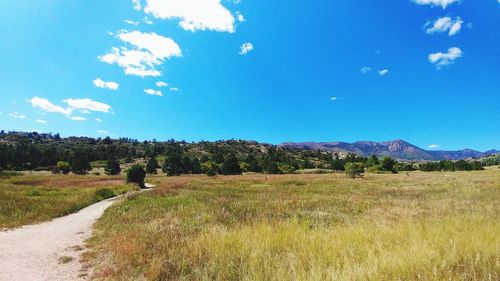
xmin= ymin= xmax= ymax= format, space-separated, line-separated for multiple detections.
xmin=279 ymin=140 xmax=497 ymax=161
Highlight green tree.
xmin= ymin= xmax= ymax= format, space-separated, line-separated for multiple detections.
xmin=191 ymin=158 xmax=202 ymax=174
xmin=366 ymin=155 xmax=380 ymax=167
xmin=105 ymin=157 xmax=121 ymax=175
xmin=146 ymin=158 xmax=159 ymax=174
xmin=381 ymin=157 xmax=397 ymax=173
xmin=71 ymin=156 xmax=91 ymax=175
xmin=221 ymin=154 xmax=242 ymax=175
xmin=182 ymin=156 xmax=193 ymax=174
xmin=56 ymin=161 xmax=71 ymax=175
xmin=246 ymin=154 xmax=262 ymax=173
xmin=162 ymin=153 xmax=184 ymax=176
xmin=127 ymin=164 xmax=146 ymax=188
xmin=345 ymin=162 xmax=365 ymax=179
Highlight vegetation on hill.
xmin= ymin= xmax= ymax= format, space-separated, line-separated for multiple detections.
xmin=0 ymin=131 xmax=488 ymax=176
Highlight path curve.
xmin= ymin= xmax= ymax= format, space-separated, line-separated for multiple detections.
xmin=0 ymin=197 xmax=120 ymax=281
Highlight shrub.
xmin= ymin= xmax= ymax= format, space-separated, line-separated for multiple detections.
xmin=345 ymin=162 xmax=365 ymax=178
xmin=146 ymin=158 xmax=159 ymax=174
xmin=94 ymin=188 xmax=116 ymax=200
xmin=221 ymin=154 xmax=242 ymax=175
xmin=127 ymin=164 xmax=146 ymax=188
xmin=105 ymin=158 xmax=121 ymax=175
xmin=72 ymin=156 xmax=91 ymax=175
xmin=57 ymin=161 xmax=71 ymax=175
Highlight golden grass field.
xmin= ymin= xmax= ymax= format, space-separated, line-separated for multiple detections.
xmin=0 ymin=173 xmax=136 ymax=229
xmin=85 ymin=170 xmax=499 ymax=281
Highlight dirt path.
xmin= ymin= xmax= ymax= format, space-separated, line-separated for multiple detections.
xmin=0 ymin=197 xmax=120 ymax=281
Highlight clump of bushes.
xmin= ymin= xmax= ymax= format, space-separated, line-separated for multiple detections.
xmin=127 ymin=164 xmax=146 ymax=188
xmin=345 ymin=162 xmax=365 ymax=178
xmin=94 ymin=188 xmax=116 ymax=200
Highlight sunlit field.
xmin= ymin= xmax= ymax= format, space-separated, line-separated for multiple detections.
xmin=87 ymin=170 xmax=500 ymax=280
xmin=0 ymin=173 xmax=136 ymax=229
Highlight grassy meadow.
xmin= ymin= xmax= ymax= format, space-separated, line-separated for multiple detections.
xmin=87 ymin=170 xmax=500 ymax=280
xmin=0 ymin=172 xmax=136 ymax=229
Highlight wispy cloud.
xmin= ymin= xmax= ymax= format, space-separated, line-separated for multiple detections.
xmin=142 ymin=0 xmax=237 ymax=33
xmin=428 ymin=144 xmax=440 ymax=149
xmin=93 ymin=78 xmax=119 ymax=90
xmin=9 ymin=112 xmax=26 ymax=119
xmin=428 ymin=47 xmax=462 ymax=69
xmin=378 ymin=69 xmax=389 ymax=76
xmin=412 ymin=0 xmax=460 ymax=9
xmin=145 ymin=89 xmax=163 ymax=96
xmin=63 ymin=98 xmax=112 ymax=113
xmin=124 ymin=19 xmax=140 ymax=26
xmin=239 ymin=42 xmax=254 ymax=55
xmin=170 ymin=87 xmax=179 ymax=92
xmin=360 ymin=66 xmax=372 ymax=74
xmin=36 ymin=119 xmax=47 ymax=124
xmin=156 ymin=81 xmax=168 ymax=87
xmin=95 ymin=118 xmax=102 ymax=123
xmin=97 ymin=130 xmax=109 ymax=134
xmin=425 ymin=16 xmax=463 ymax=36
xmin=70 ymin=116 xmax=87 ymax=121
xmin=29 ymin=97 xmax=72 ymax=115
xmin=99 ymin=31 xmax=182 ymax=78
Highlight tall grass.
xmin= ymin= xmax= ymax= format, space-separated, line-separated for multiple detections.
xmin=88 ymin=171 xmax=500 ymax=280
xmin=0 ymin=174 xmax=136 ymax=228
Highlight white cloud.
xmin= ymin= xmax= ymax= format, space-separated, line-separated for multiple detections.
xmin=378 ymin=69 xmax=389 ymax=76
xmin=9 ymin=112 xmax=26 ymax=119
xmin=63 ymin=98 xmax=112 ymax=113
xmin=425 ymin=17 xmax=463 ymax=36
xmin=132 ymin=0 xmax=142 ymax=11
xmin=170 ymin=87 xmax=179 ymax=92
xmin=239 ymin=42 xmax=254 ymax=55
xmin=80 ymin=110 xmax=91 ymax=114
xmin=99 ymin=31 xmax=181 ymax=78
xmin=95 ymin=118 xmax=102 ymax=123
xmin=428 ymin=144 xmax=440 ymax=149
xmin=143 ymin=17 xmax=154 ymax=25
xmin=236 ymin=11 xmax=245 ymax=23
xmin=428 ymin=47 xmax=463 ymax=69
xmin=360 ymin=66 xmax=372 ymax=74
xmin=145 ymin=89 xmax=163 ymax=96
xmin=70 ymin=116 xmax=87 ymax=121
xmin=97 ymin=130 xmax=109 ymax=134
xmin=143 ymin=0 xmax=236 ymax=33
xmin=330 ymin=97 xmax=337 ymax=101
xmin=36 ymin=119 xmax=47 ymax=124
xmin=124 ymin=19 xmax=140 ymax=26
xmin=29 ymin=97 xmax=72 ymax=115
xmin=93 ymin=78 xmax=119 ymax=90
xmin=156 ymin=81 xmax=168 ymax=87
xmin=412 ymin=0 xmax=460 ymax=9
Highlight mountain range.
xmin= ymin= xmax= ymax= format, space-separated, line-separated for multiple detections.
xmin=278 ymin=140 xmax=499 ymax=161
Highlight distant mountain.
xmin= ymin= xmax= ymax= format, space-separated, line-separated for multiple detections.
xmin=279 ymin=140 xmax=497 ymax=161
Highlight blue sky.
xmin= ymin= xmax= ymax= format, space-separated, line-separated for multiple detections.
xmin=0 ymin=0 xmax=499 ymax=151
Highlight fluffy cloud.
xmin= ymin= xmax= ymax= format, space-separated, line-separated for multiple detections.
xmin=143 ymin=0 xmax=236 ymax=33
xmin=70 ymin=116 xmax=87 ymax=121
xmin=428 ymin=47 xmax=463 ymax=69
xmin=428 ymin=144 xmax=440 ymax=149
xmin=360 ymin=66 xmax=372 ymax=74
xmin=412 ymin=0 xmax=460 ymax=9
xmin=425 ymin=17 xmax=463 ymax=36
xmin=95 ymin=118 xmax=102 ymax=123
xmin=99 ymin=31 xmax=181 ymax=78
xmin=132 ymin=0 xmax=142 ymax=11
xmin=97 ymin=130 xmax=109 ymax=134
xmin=9 ymin=112 xmax=26 ymax=119
xmin=29 ymin=97 xmax=72 ymax=115
xmin=236 ymin=11 xmax=245 ymax=23
xmin=124 ymin=19 xmax=140 ymax=26
xmin=145 ymin=89 xmax=163 ymax=96
xmin=63 ymin=98 xmax=112 ymax=113
xmin=156 ymin=81 xmax=168 ymax=87
xmin=239 ymin=42 xmax=254 ymax=55
xmin=93 ymin=78 xmax=119 ymax=90
xmin=378 ymin=69 xmax=389 ymax=76
xmin=36 ymin=119 xmax=47 ymax=124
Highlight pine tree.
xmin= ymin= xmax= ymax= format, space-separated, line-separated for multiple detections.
xmin=221 ymin=154 xmax=242 ymax=175
xmin=146 ymin=158 xmax=159 ymax=174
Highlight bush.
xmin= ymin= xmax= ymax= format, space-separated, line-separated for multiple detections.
xmin=345 ymin=162 xmax=365 ymax=178
xmin=221 ymin=154 xmax=242 ymax=175
xmin=146 ymin=158 xmax=159 ymax=174
xmin=105 ymin=158 xmax=121 ymax=175
xmin=72 ymin=156 xmax=91 ymax=175
xmin=127 ymin=164 xmax=146 ymax=188
xmin=94 ymin=188 xmax=116 ymax=200
xmin=57 ymin=161 xmax=71 ymax=175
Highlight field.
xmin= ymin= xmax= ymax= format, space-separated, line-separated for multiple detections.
xmin=86 ymin=170 xmax=500 ymax=280
xmin=0 ymin=172 xmax=136 ymax=229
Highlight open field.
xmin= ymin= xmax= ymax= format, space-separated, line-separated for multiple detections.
xmin=87 ymin=170 xmax=500 ymax=280
xmin=0 ymin=173 xmax=137 ymax=229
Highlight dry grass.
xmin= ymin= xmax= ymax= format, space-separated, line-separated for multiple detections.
xmin=87 ymin=171 xmax=499 ymax=280
xmin=0 ymin=173 xmax=137 ymax=229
